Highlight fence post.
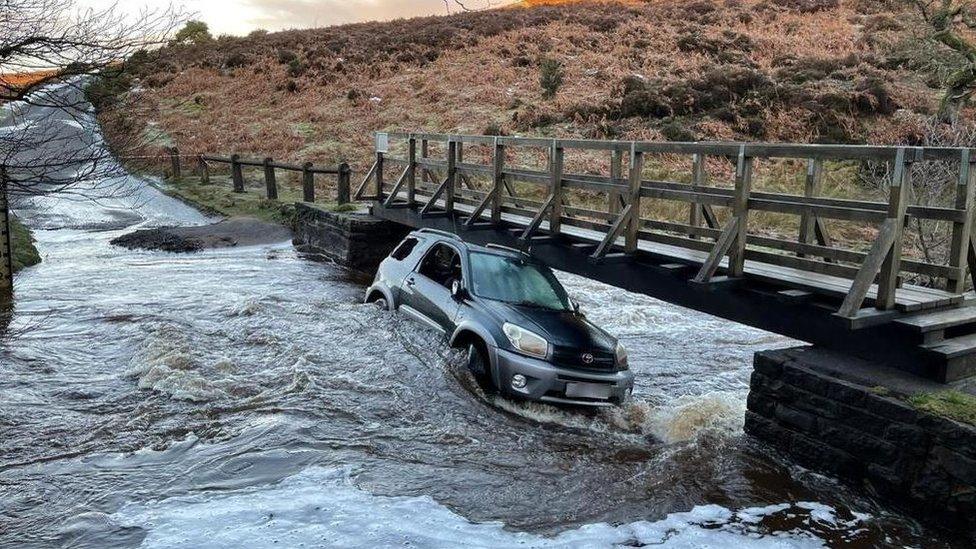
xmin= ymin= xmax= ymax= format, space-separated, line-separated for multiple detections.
xmin=198 ymin=156 xmax=210 ymax=185
xmin=798 ymin=158 xmax=824 ymax=257
xmin=689 ymin=153 xmax=705 ymax=237
xmin=947 ymin=149 xmax=975 ymax=293
xmin=549 ymin=140 xmax=565 ymax=235
xmin=337 ymin=163 xmax=351 ymax=205
xmin=0 ymin=168 xmax=13 ymax=296
xmin=231 ymin=154 xmax=245 ymax=193
xmin=263 ymin=158 xmax=278 ymax=200
xmin=625 ymin=144 xmax=644 ymax=254
xmin=407 ymin=135 xmax=417 ymax=205
xmin=609 ymin=149 xmax=623 ymax=216
xmin=302 ymin=162 xmax=315 ymax=202
xmin=876 ymin=147 xmax=914 ymax=310
xmin=168 ymin=147 xmax=181 ymax=180
xmin=445 ymin=139 xmax=457 ymax=213
xmin=491 ymin=138 xmax=505 ymax=225
xmin=728 ymin=145 xmax=754 ymax=277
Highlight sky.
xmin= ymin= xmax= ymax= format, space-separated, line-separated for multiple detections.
xmin=76 ymin=1 xmax=510 ymax=36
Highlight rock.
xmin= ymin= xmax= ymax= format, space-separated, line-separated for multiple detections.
xmin=111 ymin=217 xmax=292 ymax=253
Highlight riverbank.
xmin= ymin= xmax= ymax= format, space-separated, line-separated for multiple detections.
xmin=155 ymin=176 xmax=356 ymax=226
xmin=11 ymin=213 xmax=40 ymax=273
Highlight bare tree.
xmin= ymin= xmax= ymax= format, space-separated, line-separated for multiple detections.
xmin=0 ymin=0 xmax=184 ymax=292
xmin=912 ymin=0 xmax=976 ymax=122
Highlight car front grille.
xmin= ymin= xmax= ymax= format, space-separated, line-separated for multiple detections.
xmin=550 ymin=346 xmax=617 ymax=371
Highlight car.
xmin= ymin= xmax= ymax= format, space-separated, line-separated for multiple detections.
xmin=364 ymin=228 xmax=635 ymax=407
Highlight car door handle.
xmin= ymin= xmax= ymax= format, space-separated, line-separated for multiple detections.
xmin=405 ymin=277 xmax=416 ymax=286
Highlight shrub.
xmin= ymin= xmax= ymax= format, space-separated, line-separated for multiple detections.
xmin=660 ymin=120 xmax=697 ymax=141
xmin=224 ymin=52 xmax=250 ymax=68
xmin=620 ymin=88 xmax=671 ymax=118
xmin=277 ymin=49 xmax=298 ymax=64
xmin=770 ymin=0 xmax=839 ymax=13
xmin=539 ymin=58 xmax=564 ymax=99
xmin=173 ymin=20 xmax=212 ymax=45
xmin=287 ymin=58 xmax=306 ymax=77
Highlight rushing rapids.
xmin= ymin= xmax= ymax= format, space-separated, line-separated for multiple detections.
xmin=0 ymin=83 xmax=960 ymax=548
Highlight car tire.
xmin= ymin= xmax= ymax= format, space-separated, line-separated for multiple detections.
xmin=467 ymin=343 xmax=496 ymax=395
xmin=373 ymin=297 xmax=389 ymax=311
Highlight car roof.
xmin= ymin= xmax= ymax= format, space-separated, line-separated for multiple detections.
xmin=408 ymin=229 xmax=527 ymax=260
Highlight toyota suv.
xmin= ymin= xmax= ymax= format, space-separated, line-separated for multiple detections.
xmin=365 ymin=228 xmax=634 ymax=406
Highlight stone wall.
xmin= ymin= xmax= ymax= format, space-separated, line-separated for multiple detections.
xmin=291 ymin=203 xmax=409 ymax=275
xmin=746 ymin=346 xmax=976 ymax=535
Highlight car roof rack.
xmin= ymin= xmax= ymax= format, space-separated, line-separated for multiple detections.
xmin=415 ymin=228 xmax=461 ymax=241
xmin=485 ymin=243 xmax=528 ymax=256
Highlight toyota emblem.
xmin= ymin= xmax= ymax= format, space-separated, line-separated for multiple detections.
xmin=581 ymin=353 xmax=594 ymax=364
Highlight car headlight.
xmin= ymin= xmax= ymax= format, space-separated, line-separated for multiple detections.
xmin=615 ymin=341 xmax=628 ymax=369
xmin=502 ymin=323 xmax=549 ymax=359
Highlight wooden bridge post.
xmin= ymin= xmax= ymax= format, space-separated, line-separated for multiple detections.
xmin=728 ymin=146 xmax=754 ymax=277
xmin=0 ymin=168 xmax=13 ymax=296
xmin=491 ymin=138 xmax=505 ymax=224
xmin=445 ymin=139 xmax=457 ymax=213
xmin=625 ymin=143 xmax=644 ymax=254
xmin=689 ymin=153 xmax=705 ymax=238
xmin=798 ymin=158 xmax=825 ymax=257
xmin=374 ymin=150 xmax=385 ymax=201
xmin=407 ymin=135 xmax=417 ymax=205
xmin=231 ymin=154 xmax=245 ymax=193
xmin=337 ymin=163 xmax=351 ymax=205
xmin=948 ymin=149 xmax=975 ymax=293
xmin=168 ymin=147 xmax=181 ymax=180
xmin=198 ymin=156 xmax=210 ymax=185
xmin=609 ymin=149 xmax=623 ymax=216
xmin=263 ymin=158 xmax=278 ymax=200
xmin=549 ymin=141 xmax=565 ymax=235
xmin=302 ymin=162 xmax=315 ymax=202
xmin=420 ymin=139 xmax=429 ymax=184
xmin=876 ymin=147 xmax=915 ymax=310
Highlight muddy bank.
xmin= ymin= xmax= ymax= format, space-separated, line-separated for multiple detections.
xmin=111 ymin=216 xmax=292 ymax=252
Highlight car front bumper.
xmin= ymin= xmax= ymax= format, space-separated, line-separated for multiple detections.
xmin=490 ymin=347 xmax=635 ymax=407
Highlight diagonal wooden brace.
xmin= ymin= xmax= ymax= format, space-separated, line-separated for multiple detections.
xmin=836 ymin=218 xmax=898 ymax=318
xmin=464 ymin=186 xmax=498 ymax=228
xmin=692 ymin=217 xmax=740 ymax=284
xmin=520 ymin=194 xmax=556 ymax=241
xmin=591 ymin=204 xmax=634 ymax=261
xmin=353 ymin=161 xmax=378 ymax=200
xmin=382 ymin=166 xmax=411 ymax=207
xmin=420 ymin=172 xmax=453 ymax=216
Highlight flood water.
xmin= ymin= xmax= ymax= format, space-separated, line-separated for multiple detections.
xmin=0 ymin=85 xmax=963 ymax=548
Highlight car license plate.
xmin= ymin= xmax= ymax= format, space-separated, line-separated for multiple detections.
xmin=565 ymin=382 xmax=612 ymax=400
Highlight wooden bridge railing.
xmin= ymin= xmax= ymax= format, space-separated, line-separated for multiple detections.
xmin=357 ymin=133 xmax=976 ymax=322
xmin=199 ymin=154 xmax=352 ymax=204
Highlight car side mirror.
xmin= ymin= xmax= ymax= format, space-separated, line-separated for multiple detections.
xmin=451 ymin=279 xmax=465 ymax=301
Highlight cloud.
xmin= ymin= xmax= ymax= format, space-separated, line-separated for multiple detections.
xmin=241 ymin=0 xmax=463 ymax=31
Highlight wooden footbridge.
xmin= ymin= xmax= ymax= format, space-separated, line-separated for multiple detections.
xmin=356 ymin=132 xmax=976 ymax=383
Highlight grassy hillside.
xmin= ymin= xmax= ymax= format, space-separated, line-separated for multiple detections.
xmin=99 ymin=0 xmax=972 ymax=176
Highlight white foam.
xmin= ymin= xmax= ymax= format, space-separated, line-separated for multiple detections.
xmin=112 ymin=467 xmax=833 ymax=549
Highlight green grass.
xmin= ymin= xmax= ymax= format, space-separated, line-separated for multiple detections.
xmin=10 ymin=214 xmax=40 ymax=273
xmin=909 ymin=391 xmax=976 ymax=426
xmin=160 ymin=175 xmax=356 ymax=224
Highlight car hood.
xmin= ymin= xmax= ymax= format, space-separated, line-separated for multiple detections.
xmin=483 ymin=300 xmax=616 ymax=351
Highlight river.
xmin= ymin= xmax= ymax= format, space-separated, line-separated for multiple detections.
xmin=0 ymin=84 xmax=960 ymax=548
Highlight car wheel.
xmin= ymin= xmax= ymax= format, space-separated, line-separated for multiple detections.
xmin=467 ymin=343 xmax=496 ymax=395
xmin=373 ymin=296 xmax=389 ymax=311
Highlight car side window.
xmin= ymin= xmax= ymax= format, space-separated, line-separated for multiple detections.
xmin=390 ymin=237 xmax=419 ymax=261
xmin=417 ymin=243 xmax=461 ymax=289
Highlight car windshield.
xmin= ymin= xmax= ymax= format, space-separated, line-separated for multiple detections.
xmin=468 ymin=252 xmax=571 ymax=311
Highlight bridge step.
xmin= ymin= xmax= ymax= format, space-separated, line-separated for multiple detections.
xmin=895 ymin=305 xmax=976 ymax=334
xmin=922 ymin=332 xmax=976 ymax=360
